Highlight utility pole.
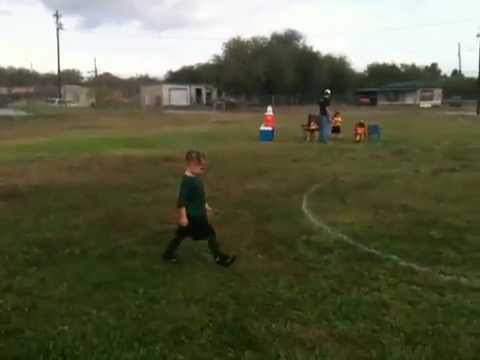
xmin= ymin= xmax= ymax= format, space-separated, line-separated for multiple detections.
xmin=477 ymin=33 xmax=480 ymax=116
xmin=54 ymin=10 xmax=63 ymax=99
xmin=88 ymin=58 xmax=98 ymax=80
xmin=458 ymin=42 xmax=462 ymax=75
xmin=94 ymin=57 xmax=98 ymax=79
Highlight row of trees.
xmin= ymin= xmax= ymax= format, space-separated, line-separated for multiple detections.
xmin=0 ymin=67 xmax=159 ymax=89
xmin=359 ymin=63 xmax=442 ymax=88
xmin=1 ymin=29 xmax=478 ymax=100
xmin=0 ymin=67 xmax=161 ymax=104
xmin=166 ymin=29 xmax=477 ymax=100
xmin=166 ymin=30 xmax=356 ymax=100
xmin=84 ymin=73 xmax=160 ymax=100
xmin=0 ymin=67 xmax=83 ymax=87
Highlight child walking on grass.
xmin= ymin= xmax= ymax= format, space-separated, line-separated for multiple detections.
xmin=163 ymin=150 xmax=236 ymax=267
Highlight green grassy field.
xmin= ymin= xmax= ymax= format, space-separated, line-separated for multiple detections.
xmin=1 ymin=106 xmax=480 ymax=359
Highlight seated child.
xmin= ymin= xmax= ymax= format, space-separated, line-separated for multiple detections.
xmin=302 ymin=114 xmax=320 ymax=142
xmin=354 ymin=121 xmax=367 ymax=143
xmin=331 ymin=112 xmax=343 ymax=138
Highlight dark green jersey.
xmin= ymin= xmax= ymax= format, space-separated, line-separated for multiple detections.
xmin=177 ymin=175 xmax=207 ymax=218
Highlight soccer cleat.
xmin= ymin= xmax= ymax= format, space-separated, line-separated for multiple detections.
xmin=215 ymin=255 xmax=237 ymax=268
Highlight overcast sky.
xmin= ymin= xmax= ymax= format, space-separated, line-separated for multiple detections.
xmin=1 ymin=0 xmax=479 ymax=78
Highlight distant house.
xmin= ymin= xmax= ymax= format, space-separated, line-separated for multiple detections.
xmin=0 ymin=86 xmax=35 ymax=105
xmin=10 ymin=86 xmax=35 ymax=95
xmin=62 ymin=85 xmax=96 ymax=107
xmin=140 ymin=83 xmax=219 ymax=108
xmin=355 ymin=82 xmax=443 ymax=107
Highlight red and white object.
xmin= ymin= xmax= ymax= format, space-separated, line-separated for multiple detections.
xmin=263 ymin=105 xmax=276 ymax=128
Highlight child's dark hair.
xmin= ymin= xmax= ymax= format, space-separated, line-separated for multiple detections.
xmin=185 ymin=150 xmax=206 ymax=163
xmin=334 ymin=111 xmax=341 ymax=117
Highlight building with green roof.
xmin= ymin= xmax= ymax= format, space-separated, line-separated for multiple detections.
xmin=355 ymin=81 xmax=443 ymax=107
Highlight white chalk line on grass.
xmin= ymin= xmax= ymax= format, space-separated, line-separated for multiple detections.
xmin=302 ymin=185 xmax=480 ymax=288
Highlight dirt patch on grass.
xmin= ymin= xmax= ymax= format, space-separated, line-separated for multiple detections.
xmin=0 ymin=185 xmax=27 ymax=201
xmin=0 ymin=154 xmax=180 ymax=187
xmin=0 ymin=111 xmax=220 ymax=143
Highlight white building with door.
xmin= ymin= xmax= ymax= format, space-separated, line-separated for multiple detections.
xmin=140 ymin=83 xmax=219 ymax=108
xmin=62 ymin=85 xmax=96 ymax=107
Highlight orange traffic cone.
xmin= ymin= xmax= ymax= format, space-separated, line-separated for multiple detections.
xmin=263 ymin=105 xmax=275 ymax=128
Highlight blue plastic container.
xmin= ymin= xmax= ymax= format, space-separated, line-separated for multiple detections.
xmin=259 ymin=127 xmax=275 ymax=142
xmin=368 ymin=124 xmax=381 ymax=141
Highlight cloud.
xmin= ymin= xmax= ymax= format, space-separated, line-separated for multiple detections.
xmin=37 ymin=0 xmax=205 ymax=31
xmin=35 ymin=0 xmax=300 ymax=33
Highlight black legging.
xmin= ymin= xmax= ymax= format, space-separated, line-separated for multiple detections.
xmin=163 ymin=216 xmax=222 ymax=258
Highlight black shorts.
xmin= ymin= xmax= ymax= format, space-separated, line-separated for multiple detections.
xmin=176 ymin=216 xmax=216 ymax=241
xmin=332 ymin=126 xmax=342 ymax=134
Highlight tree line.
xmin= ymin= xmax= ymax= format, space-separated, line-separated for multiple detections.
xmin=0 ymin=67 xmax=159 ymax=90
xmin=1 ymin=29 xmax=478 ymax=100
xmin=166 ymin=29 xmax=478 ymax=100
xmin=0 ymin=68 xmax=83 ymax=87
xmin=0 ymin=67 xmax=160 ymax=104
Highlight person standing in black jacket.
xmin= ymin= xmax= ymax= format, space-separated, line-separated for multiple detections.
xmin=318 ymin=89 xmax=332 ymax=143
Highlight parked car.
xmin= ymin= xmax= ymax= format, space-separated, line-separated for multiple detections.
xmin=213 ymin=97 xmax=238 ymax=111
xmin=447 ymin=96 xmax=463 ymax=108
xmin=46 ymin=98 xmax=80 ymax=107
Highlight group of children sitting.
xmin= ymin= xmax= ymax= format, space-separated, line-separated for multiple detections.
xmin=302 ymin=112 xmax=367 ymax=143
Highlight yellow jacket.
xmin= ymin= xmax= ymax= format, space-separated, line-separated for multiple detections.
xmin=333 ymin=116 xmax=343 ymax=127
